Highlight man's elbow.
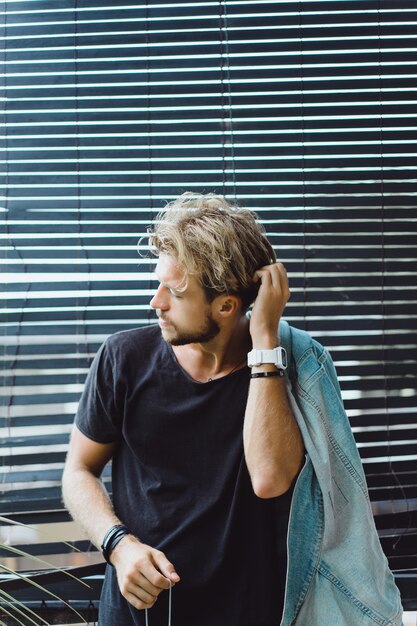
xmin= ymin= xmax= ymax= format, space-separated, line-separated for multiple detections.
xmin=61 ymin=462 xmax=90 ymax=501
xmin=251 ymin=456 xmax=305 ymax=499
xmin=251 ymin=475 xmax=292 ymax=499
xmin=61 ymin=461 xmax=79 ymax=496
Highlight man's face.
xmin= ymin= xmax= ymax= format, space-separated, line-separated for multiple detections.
xmin=150 ymin=254 xmax=220 ymax=346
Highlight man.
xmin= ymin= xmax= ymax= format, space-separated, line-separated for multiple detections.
xmin=62 ymin=193 xmax=403 ymax=626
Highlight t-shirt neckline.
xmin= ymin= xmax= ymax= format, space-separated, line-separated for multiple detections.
xmin=164 ymin=338 xmax=248 ymax=386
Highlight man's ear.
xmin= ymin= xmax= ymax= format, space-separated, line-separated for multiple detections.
xmin=215 ymin=295 xmax=241 ymax=317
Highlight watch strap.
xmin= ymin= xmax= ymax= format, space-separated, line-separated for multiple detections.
xmin=247 ymin=346 xmax=287 ymax=369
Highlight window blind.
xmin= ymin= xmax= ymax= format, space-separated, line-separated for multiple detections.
xmin=2 ymin=0 xmax=416 ymax=616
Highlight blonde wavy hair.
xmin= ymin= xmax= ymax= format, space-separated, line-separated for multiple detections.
xmin=147 ymin=192 xmax=276 ymax=311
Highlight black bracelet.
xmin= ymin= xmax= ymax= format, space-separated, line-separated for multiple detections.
xmin=101 ymin=524 xmax=129 ymax=565
xmin=251 ymin=370 xmax=285 ymax=378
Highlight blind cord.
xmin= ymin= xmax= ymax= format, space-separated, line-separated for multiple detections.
xmin=377 ymin=0 xmax=411 ymax=550
xmin=3 ymin=0 xmax=32 ymax=448
xmin=145 ymin=0 xmax=155 ymax=327
xmin=299 ymin=1 xmax=308 ymax=332
xmin=220 ymin=0 xmax=238 ymax=204
xmin=74 ymin=0 xmax=92 ymax=369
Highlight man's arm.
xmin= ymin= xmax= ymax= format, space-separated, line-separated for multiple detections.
xmin=62 ymin=425 xmax=180 ymax=610
xmin=243 ymin=263 xmax=305 ymax=499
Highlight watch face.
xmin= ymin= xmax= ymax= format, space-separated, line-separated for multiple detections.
xmin=247 ymin=348 xmax=287 ymax=368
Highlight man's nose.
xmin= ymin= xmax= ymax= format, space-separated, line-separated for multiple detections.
xmin=150 ymin=285 xmax=168 ymax=310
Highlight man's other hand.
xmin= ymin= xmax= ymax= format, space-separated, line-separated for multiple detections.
xmin=110 ymin=534 xmax=180 ymax=610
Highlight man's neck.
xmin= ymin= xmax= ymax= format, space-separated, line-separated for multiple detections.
xmin=172 ymin=315 xmax=251 ymax=382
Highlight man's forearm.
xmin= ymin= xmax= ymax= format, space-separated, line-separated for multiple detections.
xmin=245 ymin=262 xmax=303 ymax=498
xmin=243 ymin=372 xmax=304 ymax=499
xmin=62 ymin=467 xmax=121 ymax=549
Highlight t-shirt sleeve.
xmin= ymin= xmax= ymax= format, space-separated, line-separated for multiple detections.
xmin=75 ymin=340 xmax=121 ymax=443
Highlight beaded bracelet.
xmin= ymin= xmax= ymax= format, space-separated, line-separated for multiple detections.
xmin=101 ymin=524 xmax=129 ymax=565
xmin=250 ymin=370 xmax=285 ymax=378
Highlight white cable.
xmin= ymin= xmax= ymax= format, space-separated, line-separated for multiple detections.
xmin=144 ymin=581 xmax=172 ymax=626
xmin=168 ymin=580 xmax=172 ymax=626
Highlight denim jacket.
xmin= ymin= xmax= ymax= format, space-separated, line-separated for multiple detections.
xmin=279 ymin=321 xmax=403 ymax=626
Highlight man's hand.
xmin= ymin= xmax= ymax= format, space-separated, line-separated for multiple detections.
xmin=110 ymin=534 xmax=180 ymax=610
xmin=250 ymin=262 xmax=290 ymax=348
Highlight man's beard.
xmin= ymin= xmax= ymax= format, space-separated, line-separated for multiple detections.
xmin=162 ymin=312 xmax=220 ymax=346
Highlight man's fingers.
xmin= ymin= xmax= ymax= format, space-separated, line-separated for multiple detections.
xmin=254 ymin=263 xmax=289 ymax=292
xmin=119 ymin=573 xmax=159 ymax=608
xmin=129 ymin=581 xmax=158 ymax=605
xmin=124 ymin=587 xmax=157 ymax=611
xmin=137 ymin=549 xmax=179 ymax=591
xmin=152 ymin=550 xmax=181 ymax=584
xmin=139 ymin=563 xmax=171 ymax=591
xmin=276 ymin=263 xmax=290 ymax=300
xmin=135 ymin=571 xmax=168 ymax=596
xmin=253 ymin=267 xmax=274 ymax=291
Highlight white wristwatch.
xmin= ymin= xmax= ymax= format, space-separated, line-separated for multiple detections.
xmin=247 ymin=346 xmax=287 ymax=370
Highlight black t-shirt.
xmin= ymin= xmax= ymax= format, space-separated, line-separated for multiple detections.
xmin=75 ymin=325 xmax=291 ymax=626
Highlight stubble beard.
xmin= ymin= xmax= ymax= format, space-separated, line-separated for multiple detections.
xmin=162 ymin=312 xmax=220 ymax=346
